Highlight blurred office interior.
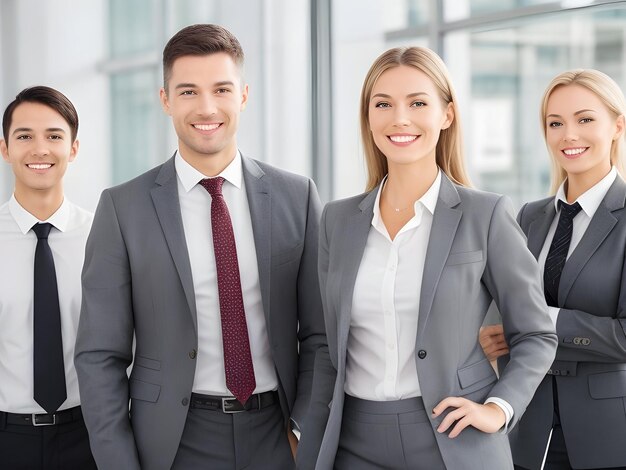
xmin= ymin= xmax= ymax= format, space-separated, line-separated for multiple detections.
xmin=1 ymin=0 xmax=625 ymax=210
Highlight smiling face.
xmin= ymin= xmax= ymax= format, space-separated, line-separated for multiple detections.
xmin=160 ymin=52 xmax=248 ymax=175
xmin=0 ymin=101 xmax=78 ymax=201
xmin=545 ymin=84 xmax=624 ymax=183
xmin=368 ymin=65 xmax=453 ymax=172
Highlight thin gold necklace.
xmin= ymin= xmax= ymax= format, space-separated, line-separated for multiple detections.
xmin=386 ymin=198 xmax=411 ymax=212
xmin=382 ymin=183 xmax=412 ymax=212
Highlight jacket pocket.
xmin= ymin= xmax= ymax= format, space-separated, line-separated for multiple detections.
xmin=458 ymin=358 xmax=497 ymax=389
xmin=134 ymin=355 xmax=161 ymax=371
xmin=446 ymin=250 xmax=483 ymax=266
xmin=129 ymin=378 xmax=161 ymax=403
xmin=589 ymin=370 xmax=626 ymax=399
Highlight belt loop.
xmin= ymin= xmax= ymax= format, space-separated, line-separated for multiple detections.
xmin=0 ymin=411 xmax=6 ymax=430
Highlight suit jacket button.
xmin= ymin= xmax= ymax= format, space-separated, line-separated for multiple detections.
xmin=553 ymin=370 xmax=560 ymax=376
xmin=182 ymin=397 xmax=189 ymax=406
xmin=418 ymin=350 xmax=427 ymax=359
xmin=189 ymin=349 xmax=197 ymax=359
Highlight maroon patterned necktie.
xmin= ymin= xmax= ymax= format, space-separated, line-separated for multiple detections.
xmin=200 ymin=177 xmax=256 ymax=404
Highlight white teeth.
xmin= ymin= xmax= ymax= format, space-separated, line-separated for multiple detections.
xmin=194 ymin=123 xmax=220 ymax=131
xmin=28 ymin=164 xmax=52 ymax=170
xmin=563 ymin=148 xmax=586 ymax=156
xmin=389 ymin=135 xmax=417 ymax=143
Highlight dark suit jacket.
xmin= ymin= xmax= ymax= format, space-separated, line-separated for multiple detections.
xmin=510 ymin=175 xmax=626 ymax=469
xmin=298 ymin=174 xmax=557 ymax=470
xmin=75 ymin=154 xmax=325 ymax=470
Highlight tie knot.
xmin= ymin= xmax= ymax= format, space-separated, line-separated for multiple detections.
xmin=200 ymin=176 xmax=225 ymax=197
xmin=32 ymin=222 xmax=53 ymax=239
xmin=558 ymin=200 xmax=582 ymax=220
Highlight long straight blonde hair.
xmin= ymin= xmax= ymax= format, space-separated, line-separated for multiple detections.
xmin=360 ymin=47 xmax=471 ymax=191
xmin=541 ymin=69 xmax=626 ymax=194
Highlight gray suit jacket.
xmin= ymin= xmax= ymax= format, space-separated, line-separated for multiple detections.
xmin=299 ymin=174 xmax=557 ymax=470
xmin=74 ymin=155 xmax=325 ymax=470
xmin=510 ymin=176 xmax=626 ymax=469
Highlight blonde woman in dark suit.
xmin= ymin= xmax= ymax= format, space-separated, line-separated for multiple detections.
xmin=481 ymin=69 xmax=626 ymax=470
xmin=297 ymin=46 xmax=557 ymax=470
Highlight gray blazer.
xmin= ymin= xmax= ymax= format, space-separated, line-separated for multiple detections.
xmin=74 ymin=155 xmax=325 ymax=470
xmin=298 ymin=174 xmax=557 ymax=470
xmin=510 ymin=176 xmax=626 ymax=469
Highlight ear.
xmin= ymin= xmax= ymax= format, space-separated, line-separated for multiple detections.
xmin=614 ymin=114 xmax=625 ymax=141
xmin=441 ymin=102 xmax=455 ymax=130
xmin=159 ymin=87 xmax=171 ymax=115
xmin=240 ymin=83 xmax=249 ymax=111
xmin=68 ymin=139 xmax=79 ymax=163
xmin=0 ymin=139 xmax=9 ymax=163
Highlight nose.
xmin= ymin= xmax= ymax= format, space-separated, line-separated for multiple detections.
xmin=197 ymin=94 xmax=218 ymax=117
xmin=32 ymin=137 xmax=50 ymax=157
xmin=562 ymin=125 xmax=578 ymax=142
xmin=392 ymin=107 xmax=410 ymax=127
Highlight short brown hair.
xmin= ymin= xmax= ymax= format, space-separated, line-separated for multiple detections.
xmin=360 ymin=47 xmax=471 ymax=191
xmin=162 ymin=23 xmax=244 ymax=92
xmin=2 ymin=86 xmax=79 ymax=142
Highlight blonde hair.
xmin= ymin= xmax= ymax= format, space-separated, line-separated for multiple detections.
xmin=360 ymin=47 xmax=471 ymax=191
xmin=541 ymin=69 xmax=626 ymax=194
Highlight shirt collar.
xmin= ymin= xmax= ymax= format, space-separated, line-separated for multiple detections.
xmin=175 ymin=149 xmax=243 ymax=192
xmin=372 ymin=169 xmax=441 ymax=229
xmin=554 ymin=166 xmax=617 ymax=218
xmin=9 ymin=195 xmax=70 ymax=235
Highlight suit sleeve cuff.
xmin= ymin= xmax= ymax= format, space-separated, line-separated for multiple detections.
xmin=548 ymin=307 xmax=560 ymax=328
xmin=290 ymin=418 xmax=301 ymax=439
xmin=485 ymin=397 xmax=514 ymax=433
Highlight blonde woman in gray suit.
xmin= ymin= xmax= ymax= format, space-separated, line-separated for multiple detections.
xmin=482 ymin=70 xmax=626 ymax=470
xmin=296 ymin=47 xmax=557 ymax=470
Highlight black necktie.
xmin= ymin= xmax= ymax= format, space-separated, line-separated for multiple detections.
xmin=543 ymin=201 xmax=582 ymax=307
xmin=32 ymin=222 xmax=67 ymax=413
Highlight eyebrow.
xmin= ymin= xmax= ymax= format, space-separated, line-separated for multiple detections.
xmin=371 ymin=92 xmax=429 ymax=100
xmin=174 ymin=81 xmax=235 ymax=90
xmin=11 ymin=127 xmax=66 ymax=135
xmin=546 ymin=109 xmax=597 ymax=119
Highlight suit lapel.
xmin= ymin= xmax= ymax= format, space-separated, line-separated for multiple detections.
xmin=527 ymin=200 xmax=557 ymax=259
xmin=150 ymin=156 xmax=198 ymax=332
xmin=559 ymin=177 xmax=626 ymax=304
xmin=417 ymin=175 xmax=462 ymax=340
xmin=337 ymin=189 xmax=377 ymax=364
xmin=242 ymin=156 xmax=272 ymax=332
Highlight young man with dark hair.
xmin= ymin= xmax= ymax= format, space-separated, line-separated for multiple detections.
xmin=0 ymin=86 xmax=96 ymax=469
xmin=75 ymin=24 xmax=325 ymax=470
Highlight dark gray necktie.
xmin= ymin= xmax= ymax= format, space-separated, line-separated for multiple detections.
xmin=543 ymin=201 xmax=582 ymax=307
xmin=32 ymin=222 xmax=67 ymax=413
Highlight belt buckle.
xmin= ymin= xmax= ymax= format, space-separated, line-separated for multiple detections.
xmin=32 ymin=413 xmax=56 ymax=426
xmin=221 ymin=397 xmax=246 ymax=414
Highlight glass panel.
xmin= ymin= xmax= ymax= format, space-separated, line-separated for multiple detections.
xmin=444 ymin=0 xmax=559 ymax=21
xmin=446 ymin=6 xmax=626 ymax=207
xmin=110 ymin=0 xmax=163 ymax=57
xmin=110 ymin=69 xmax=169 ymax=184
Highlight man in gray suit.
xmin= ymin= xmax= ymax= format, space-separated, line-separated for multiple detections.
xmin=74 ymin=24 xmax=324 ymax=470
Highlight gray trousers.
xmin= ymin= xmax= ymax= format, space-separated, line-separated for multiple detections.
xmin=171 ymin=399 xmax=294 ymax=470
xmin=335 ymin=394 xmax=446 ymax=470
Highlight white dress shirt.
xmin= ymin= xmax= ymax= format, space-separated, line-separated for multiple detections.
xmin=0 ymin=196 xmax=93 ymax=413
xmin=175 ymin=150 xmax=278 ymax=396
xmin=345 ymin=170 xmax=513 ymax=429
xmin=345 ymin=173 xmax=440 ymax=400
xmin=538 ymin=167 xmax=617 ymax=325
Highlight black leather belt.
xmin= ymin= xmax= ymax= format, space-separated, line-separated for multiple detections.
xmin=1 ymin=405 xmax=83 ymax=426
xmin=190 ymin=391 xmax=278 ymax=414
